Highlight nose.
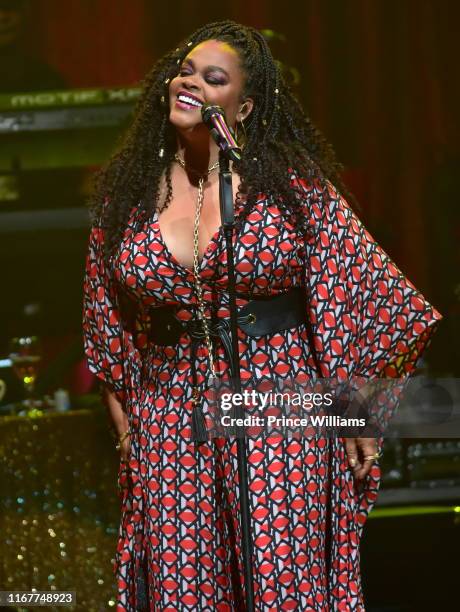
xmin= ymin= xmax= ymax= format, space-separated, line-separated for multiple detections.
xmin=181 ymin=75 xmax=200 ymax=93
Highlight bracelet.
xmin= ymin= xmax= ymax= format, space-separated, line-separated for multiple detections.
xmin=115 ymin=428 xmax=131 ymax=450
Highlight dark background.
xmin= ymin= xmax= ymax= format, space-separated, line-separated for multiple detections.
xmin=1 ymin=0 xmax=458 ymax=375
xmin=0 ymin=2 xmax=459 ymax=610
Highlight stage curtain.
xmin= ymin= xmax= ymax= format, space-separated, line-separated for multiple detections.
xmin=21 ymin=0 xmax=458 ymax=368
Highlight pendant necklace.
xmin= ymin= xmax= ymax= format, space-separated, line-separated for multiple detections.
xmin=174 ymin=152 xmax=220 ymax=439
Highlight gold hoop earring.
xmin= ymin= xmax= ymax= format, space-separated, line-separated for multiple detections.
xmin=238 ymin=116 xmax=247 ymax=145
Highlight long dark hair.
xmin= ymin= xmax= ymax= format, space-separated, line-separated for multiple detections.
xmin=90 ymin=20 xmax=356 ymax=264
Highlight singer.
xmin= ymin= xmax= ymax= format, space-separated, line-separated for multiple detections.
xmin=82 ymin=21 xmax=442 ymax=611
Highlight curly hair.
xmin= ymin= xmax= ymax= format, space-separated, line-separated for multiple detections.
xmin=90 ymin=20 xmax=357 ymax=264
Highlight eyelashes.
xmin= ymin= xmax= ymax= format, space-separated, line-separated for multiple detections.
xmin=178 ymin=70 xmax=226 ymax=86
xmin=207 ymin=78 xmax=226 ymax=86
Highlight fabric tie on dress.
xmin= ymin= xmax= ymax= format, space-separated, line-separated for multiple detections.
xmin=183 ymin=313 xmax=254 ymax=442
xmin=148 ymin=287 xmax=308 ymax=442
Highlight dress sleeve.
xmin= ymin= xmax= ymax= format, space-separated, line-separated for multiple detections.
xmin=294 ymin=175 xmax=443 ymax=435
xmin=328 ymin=180 xmax=442 ymax=379
xmin=294 ymin=174 xmax=443 ymax=380
xmin=82 ymin=205 xmax=149 ymax=408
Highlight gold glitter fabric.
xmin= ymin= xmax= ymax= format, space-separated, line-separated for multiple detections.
xmin=0 ymin=407 xmax=122 ymax=611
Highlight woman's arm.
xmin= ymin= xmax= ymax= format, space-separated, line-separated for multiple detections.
xmin=101 ymin=385 xmax=131 ymax=460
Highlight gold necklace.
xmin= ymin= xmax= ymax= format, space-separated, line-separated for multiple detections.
xmin=174 ymin=153 xmax=219 ymax=178
xmin=174 ymin=152 xmax=220 ymax=411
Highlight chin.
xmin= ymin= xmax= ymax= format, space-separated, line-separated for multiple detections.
xmin=169 ymin=110 xmax=209 ymax=138
xmin=169 ymin=109 xmax=198 ymax=129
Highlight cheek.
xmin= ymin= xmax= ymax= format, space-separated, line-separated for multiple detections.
xmin=168 ymin=76 xmax=180 ymax=99
xmin=210 ymin=90 xmax=241 ymax=123
xmin=225 ymin=102 xmax=241 ymax=127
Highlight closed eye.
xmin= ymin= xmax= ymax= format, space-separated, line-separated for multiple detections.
xmin=179 ymin=62 xmax=227 ymax=86
xmin=179 ymin=71 xmax=225 ymax=86
xmin=206 ymin=76 xmax=226 ymax=86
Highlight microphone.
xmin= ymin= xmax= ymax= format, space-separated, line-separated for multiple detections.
xmin=201 ymin=104 xmax=242 ymax=162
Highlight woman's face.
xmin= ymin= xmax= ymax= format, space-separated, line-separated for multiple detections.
xmin=168 ymin=39 xmax=253 ymax=136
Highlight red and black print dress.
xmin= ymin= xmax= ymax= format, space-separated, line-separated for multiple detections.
xmin=82 ymin=174 xmax=441 ymax=611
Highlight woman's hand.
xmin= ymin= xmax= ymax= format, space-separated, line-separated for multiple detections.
xmin=101 ymin=385 xmax=131 ymax=462
xmin=345 ymin=437 xmax=379 ymax=480
xmin=119 ymin=435 xmax=131 ymax=462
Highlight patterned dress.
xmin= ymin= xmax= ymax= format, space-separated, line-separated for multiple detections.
xmin=82 ymin=174 xmax=441 ymax=611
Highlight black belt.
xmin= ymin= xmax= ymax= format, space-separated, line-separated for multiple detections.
xmin=148 ymin=286 xmax=307 ymax=382
xmin=148 ymin=287 xmax=308 ymax=441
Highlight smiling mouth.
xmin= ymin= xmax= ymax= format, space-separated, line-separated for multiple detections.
xmin=176 ymin=93 xmax=203 ymax=109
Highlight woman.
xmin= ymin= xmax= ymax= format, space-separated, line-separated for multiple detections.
xmin=82 ymin=21 xmax=441 ymax=611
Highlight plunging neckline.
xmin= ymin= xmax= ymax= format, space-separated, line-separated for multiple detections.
xmin=153 ymin=208 xmax=223 ymax=275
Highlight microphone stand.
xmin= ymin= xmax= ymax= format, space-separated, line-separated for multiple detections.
xmin=218 ymin=149 xmax=255 ymax=612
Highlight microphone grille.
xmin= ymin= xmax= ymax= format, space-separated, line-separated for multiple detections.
xmin=201 ymin=103 xmax=225 ymax=122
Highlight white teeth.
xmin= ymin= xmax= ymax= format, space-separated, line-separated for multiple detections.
xmin=177 ymin=94 xmax=202 ymax=107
